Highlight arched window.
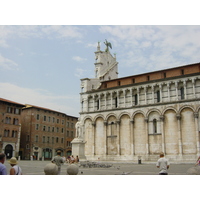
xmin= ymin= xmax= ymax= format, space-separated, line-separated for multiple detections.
xmin=153 ymin=119 xmax=157 ymax=133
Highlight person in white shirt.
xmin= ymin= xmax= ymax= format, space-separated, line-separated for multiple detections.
xmin=156 ymin=152 xmax=170 ymax=175
xmin=8 ymin=157 xmax=22 ymax=175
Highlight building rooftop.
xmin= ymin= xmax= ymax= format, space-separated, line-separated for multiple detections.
xmin=0 ymin=97 xmax=24 ymax=107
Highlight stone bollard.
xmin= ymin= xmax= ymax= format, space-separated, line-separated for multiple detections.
xmin=18 ymin=156 xmax=20 ymax=161
xmin=44 ymin=163 xmax=58 ymax=175
xmin=67 ymin=164 xmax=79 ymax=175
xmin=186 ymin=166 xmax=200 ymax=175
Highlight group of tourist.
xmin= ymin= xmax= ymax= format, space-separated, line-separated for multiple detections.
xmin=51 ymin=151 xmax=79 ymax=175
xmin=1 ymin=151 xmax=200 ymax=175
xmin=0 ymin=153 xmax=22 ymax=175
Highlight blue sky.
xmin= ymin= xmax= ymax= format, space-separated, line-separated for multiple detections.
xmin=0 ymin=1 xmax=200 ymax=117
xmin=1 ymin=25 xmax=200 ymax=117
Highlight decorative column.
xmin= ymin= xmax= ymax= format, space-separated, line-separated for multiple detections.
xmin=176 ymin=114 xmax=183 ymax=155
xmin=104 ymin=93 xmax=107 ymax=110
xmin=183 ymin=81 xmax=187 ymax=99
xmin=167 ymin=83 xmax=170 ymax=102
xmin=144 ymin=87 xmax=147 ymax=105
xmin=151 ymin=86 xmax=154 ymax=104
xmin=144 ymin=118 xmax=149 ymax=155
xmin=92 ymin=122 xmax=96 ymax=155
xmin=175 ymin=82 xmax=178 ymax=100
xmin=159 ymin=84 xmax=163 ymax=103
xmin=160 ymin=115 xmax=165 ymax=154
xmin=93 ymin=95 xmax=95 ymax=111
xmin=192 ymin=79 xmax=196 ymax=98
xmin=130 ymin=120 xmax=134 ymax=155
xmin=124 ymin=90 xmax=126 ymax=108
xmin=116 ymin=120 xmax=121 ymax=155
xmin=194 ymin=112 xmax=200 ymax=155
xmin=104 ymin=121 xmax=108 ymax=155
xmin=137 ymin=88 xmax=140 ymax=105
xmin=111 ymin=92 xmax=113 ymax=109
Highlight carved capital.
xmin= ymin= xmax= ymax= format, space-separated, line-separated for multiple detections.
xmin=176 ymin=114 xmax=181 ymax=120
xmin=116 ymin=120 xmax=120 ymax=125
xmin=144 ymin=118 xmax=148 ymax=123
xmin=194 ymin=112 xmax=199 ymax=119
xmin=160 ymin=115 xmax=164 ymax=122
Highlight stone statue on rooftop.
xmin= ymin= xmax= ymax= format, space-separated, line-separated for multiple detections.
xmin=104 ymin=39 xmax=112 ymax=52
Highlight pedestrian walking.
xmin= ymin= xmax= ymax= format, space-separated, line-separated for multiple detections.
xmin=8 ymin=157 xmax=22 ymax=175
xmin=51 ymin=151 xmax=64 ymax=175
xmin=0 ymin=153 xmax=7 ymax=175
xmin=156 ymin=152 xmax=170 ymax=175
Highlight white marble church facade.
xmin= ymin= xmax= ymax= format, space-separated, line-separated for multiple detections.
xmin=72 ymin=42 xmax=200 ymax=162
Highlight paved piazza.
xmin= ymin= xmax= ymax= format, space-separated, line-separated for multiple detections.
xmin=4 ymin=160 xmax=196 ymax=175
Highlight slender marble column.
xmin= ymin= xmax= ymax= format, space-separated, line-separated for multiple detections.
xmin=176 ymin=114 xmax=183 ymax=155
xmin=194 ymin=112 xmax=200 ymax=155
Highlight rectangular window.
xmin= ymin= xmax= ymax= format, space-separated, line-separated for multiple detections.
xmin=36 ymin=124 xmax=39 ymax=130
xmin=181 ymin=69 xmax=184 ymax=75
xmin=37 ymin=114 xmax=40 ymax=120
xmin=44 ymin=116 xmax=46 ymax=121
xmin=135 ymin=94 xmax=138 ymax=105
xmin=35 ymin=135 xmax=38 ymax=142
xmin=43 ymin=136 xmax=45 ymax=143
xmin=7 ymin=107 xmax=12 ymax=113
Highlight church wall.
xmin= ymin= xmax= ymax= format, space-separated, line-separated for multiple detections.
xmin=133 ymin=113 xmax=146 ymax=155
xmin=84 ymin=119 xmax=93 ymax=156
xmin=120 ymin=115 xmax=131 ymax=155
xmin=181 ymin=108 xmax=196 ymax=154
xmin=95 ymin=117 xmax=105 ymax=155
xmin=164 ymin=109 xmax=179 ymax=155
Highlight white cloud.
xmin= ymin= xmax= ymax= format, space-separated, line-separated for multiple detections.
xmin=0 ymin=82 xmax=79 ymax=116
xmin=75 ymin=68 xmax=87 ymax=78
xmin=72 ymin=56 xmax=87 ymax=62
xmin=100 ymin=25 xmax=200 ymax=74
xmin=0 ymin=25 xmax=84 ymax=42
xmin=0 ymin=54 xmax=19 ymax=70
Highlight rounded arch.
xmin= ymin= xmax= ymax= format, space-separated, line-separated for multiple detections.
xmin=146 ymin=108 xmax=162 ymax=118
xmin=105 ymin=113 xmax=118 ymax=121
xmin=94 ymin=114 xmax=105 ymax=123
xmin=178 ymin=105 xmax=195 ymax=114
xmin=83 ymin=115 xmax=93 ymax=124
xmin=132 ymin=110 xmax=145 ymax=119
xmin=118 ymin=112 xmax=131 ymax=121
xmin=5 ymin=144 xmax=14 ymax=159
xmin=162 ymin=106 xmax=178 ymax=115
